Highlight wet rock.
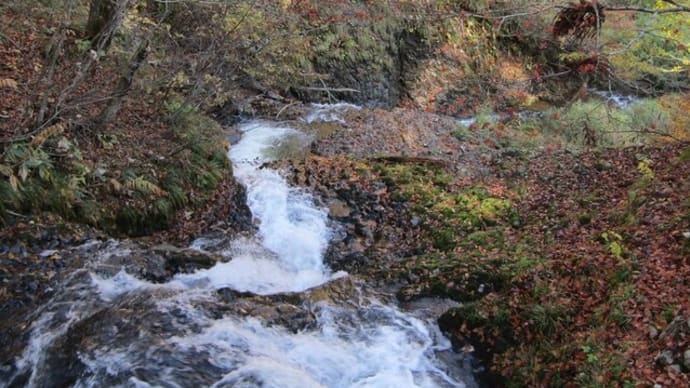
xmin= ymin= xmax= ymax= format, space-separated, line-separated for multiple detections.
xmin=411 ymin=216 xmax=421 ymax=227
xmin=648 ymin=325 xmax=659 ymax=339
xmin=594 ymin=160 xmax=612 ymax=171
xmin=303 ymin=276 xmax=360 ymax=306
xmin=328 ymin=199 xmax=351 ymax=218
xmin=355 ymin=220 xmax=375 ymax=240
xmin=311 ymin=108 xmax=463 ymax=161
xmin=437 ymin=305 xmax=510 ymax=387
xmin=152 ymin=244 xmax=221 ymax=275
xmin=215 ymin=289 xmax=316 ymax=333
xmin=19 ymin=289 xmax=223 ymax=387
xmin=401 ymin=297 xmax=460 ymax=321
xmin=655 ymin=350 xmax=674 ymax=366
xmin=12 ymin=277 xmax=366 ymax=387
xmin=89 ymin=241 xmax=222 ymax=283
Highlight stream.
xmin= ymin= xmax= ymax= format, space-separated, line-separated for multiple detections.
xmin=2 ymin=107 xmax=474 ymax=387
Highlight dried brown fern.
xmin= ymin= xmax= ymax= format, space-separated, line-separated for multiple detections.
xmin=125 ymin=176 xmax=166 ymax=197
xmin=30 ymin=122 xmax=67 ymax=146
xmin=0 ymin=78 xmax=18 ymax=90
xmin=553 ymin=1 xmax=605 ymax=40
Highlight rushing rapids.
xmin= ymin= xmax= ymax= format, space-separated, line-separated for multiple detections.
xmin=2 ymin=106 xmax=474 ymax=388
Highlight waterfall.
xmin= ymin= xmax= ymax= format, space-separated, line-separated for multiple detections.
xmin=4 ymin=106 xmax=473 ymax=388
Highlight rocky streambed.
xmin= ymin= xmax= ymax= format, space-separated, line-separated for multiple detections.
xmin=0 ymin=106 xmax=479 ymax=388
xmin=5 ymin=99 xmax=687 ymax=387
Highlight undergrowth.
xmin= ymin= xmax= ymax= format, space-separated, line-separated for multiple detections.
xmin=0 ymin=105 xmax=230 ymax=236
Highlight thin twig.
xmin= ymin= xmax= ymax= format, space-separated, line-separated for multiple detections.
xmin=5 ymin=210 xmax=29 ymax=218
xmin=296 ymin=86 xmax=361 ymax=93
xmin=275 ymin=101 xmax=299 ymax=120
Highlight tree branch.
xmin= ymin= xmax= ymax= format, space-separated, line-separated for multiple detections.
xmin=604 ymin=5 xmax=690 ymax=14
xmin=296 ymin=86 xmax=361 ymax=93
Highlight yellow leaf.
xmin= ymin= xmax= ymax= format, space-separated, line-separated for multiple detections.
xmin=109 ymin=178 xmax=122 ymax=193
xmin=0 ymin=164 xmax=12 ymax=177
xmin=19 ymin=164 xmax=28 ymax=181
xmin=9 ymin=174 xmax=18 ymax=191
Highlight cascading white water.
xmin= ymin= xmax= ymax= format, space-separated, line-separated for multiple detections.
xmin=6 ymin=106 xmax=472 ymax=388
xmin=174 ymin=121 xmax=345 ymax=295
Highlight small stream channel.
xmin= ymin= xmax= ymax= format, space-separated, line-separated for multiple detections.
xmin=2 ymin=107 xmax=474 ymax=387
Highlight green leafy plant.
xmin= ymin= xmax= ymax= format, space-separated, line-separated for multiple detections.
xmin=599 ymin=230 xmax=625 ymax=260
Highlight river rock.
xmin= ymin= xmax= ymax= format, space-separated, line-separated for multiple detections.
xmin=216 ymin=289 xmax=316 ymax=333
xmin=328 ymin=199 xmax=351 ymax=218
xmin=655 ymin=350 xmax=674 ymax=366
xmin=87 ymin=241 xmax=222 ymax=283
xmin=303 ymin=276 xmax=361 ymax=306
xmin=152 ymin=244 xmax=222 ymax=275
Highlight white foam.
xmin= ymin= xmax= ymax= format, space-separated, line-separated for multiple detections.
xmin=592 ymin=90 xmax=638 ymax=108
xmin=217 ymin=122 xmax=335 ymax=293
xmin=304 ymin=103 xmax=360 ymax=124
xmin=174 ymin=239 xmax=342 ymax=294
xmin=170 ymin=305 xmax=463 ymax=388
xmin=90 ymin=270 xmax=150 ymax=302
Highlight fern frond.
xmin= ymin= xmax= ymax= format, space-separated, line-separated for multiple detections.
xmin=31 ymin=122 xmax=67 ymax=146
xmin=125 ymin=176 xmax=166 ymax=197
xmin=0 ymin=78 xmax=18 ymax=90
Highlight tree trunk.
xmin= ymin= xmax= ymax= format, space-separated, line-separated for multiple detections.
xmin=92 ymin=40 xmax=149 ymax=133
xmin=86 ymin=0 xmax=130 ymax=50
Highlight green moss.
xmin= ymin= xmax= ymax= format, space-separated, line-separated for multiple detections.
xmin=378 ymin=162 xmax=515 ymax=256
xmin=431 ymin=228 xmax=456 ymax=251
xmin=524 ymin=303 xmax=566 ymax=337
xmin=678 ymin=146 xmax=690 ymax=162
xmin=439 ymin=302 xmax=488 ymax=330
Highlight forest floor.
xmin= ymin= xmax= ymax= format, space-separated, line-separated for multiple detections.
xmin=277 ymin=105 xmax=690 ymax=386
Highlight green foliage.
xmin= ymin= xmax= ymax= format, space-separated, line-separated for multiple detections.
xmin=608 ymin=1 xmax=690 ymax=89
xmin=525 ymin=303 xmax=567 ymax=337
xmin=0 ymin=137 xmax=94 ymax=223
xmin=661 ymin=304 xmax=676 ymax=323
xmin=0 ymin=98 xmax=230 ymax=235
xmin=636 ymin=157 xmax=654 ymax=181
xmin=213 ymin=1 xmax=312 ymax=93
xmin=599 ymin=230 xmax=625 ymax=260
xmin=124 ymin=176 xmax=165 ymax=197
xmin=515 ymin=98 xmax=674 ymax=149
xmin=441 ymin=302 xmax=488 ymax=329
xmin=575 ymin=340 xmax=631 ymax=387
xmin=378 ymin=162 xmax=514 ymax=253
xmin=679 ymin=146 xmax=690 ymax=162
xmin=74 ymin=38 xmax=91 ymax=52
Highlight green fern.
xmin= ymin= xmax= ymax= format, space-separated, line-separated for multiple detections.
xmin=125 ymin=176 xmax=166 ymax=197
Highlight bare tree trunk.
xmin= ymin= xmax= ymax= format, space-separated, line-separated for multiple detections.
xmin=92 ymin=40 xmax=149 ymax=133
xmin=34 ymin=0 xmax=75 ymax=127
xmin=86 ymin=0 xmax=131 ymax=50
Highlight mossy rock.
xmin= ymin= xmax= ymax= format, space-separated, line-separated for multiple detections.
xmin=438 ymin=303 xmax=488 ymax=332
